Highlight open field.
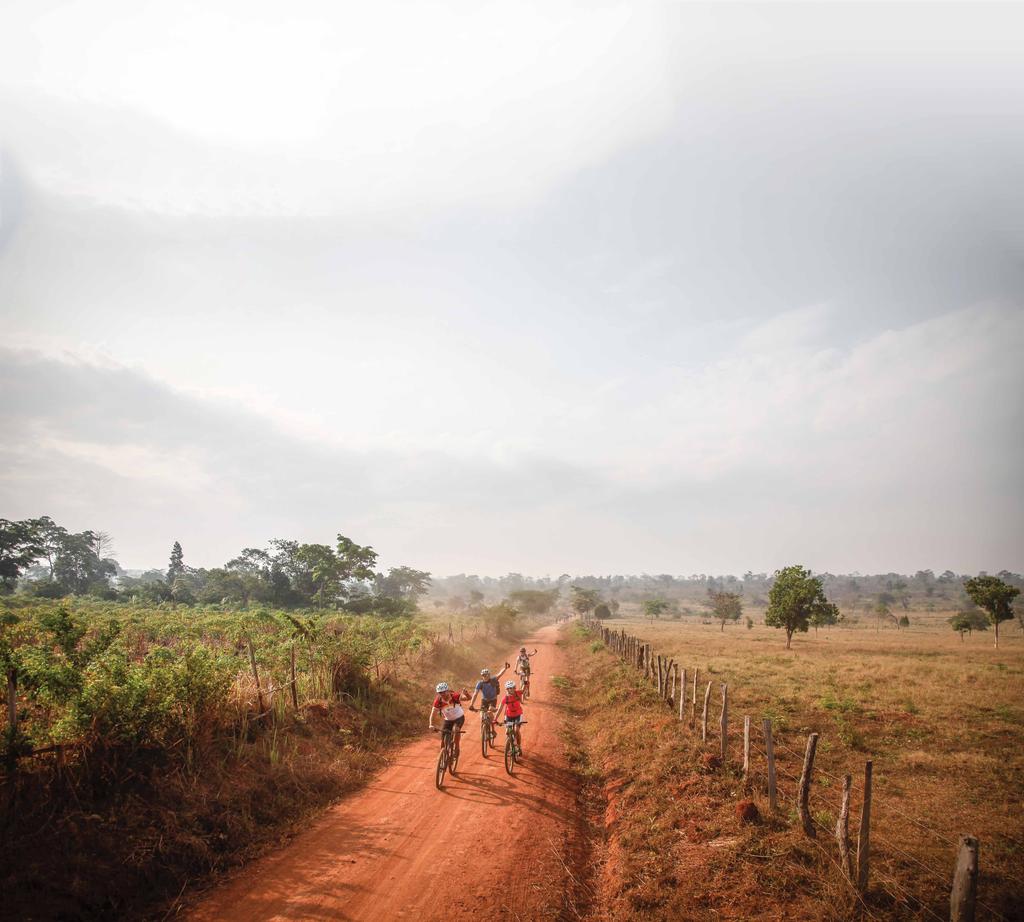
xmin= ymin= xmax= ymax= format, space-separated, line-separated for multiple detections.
xmin=582 ymin=608 xmax=1024 ymax=919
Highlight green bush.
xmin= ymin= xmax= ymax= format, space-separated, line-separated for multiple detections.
xmin=57 ymin=642 xmax=235 ymax=748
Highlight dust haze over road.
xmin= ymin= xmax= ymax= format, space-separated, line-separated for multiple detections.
xmin=188 ymin=624 xmax=579 ymax=921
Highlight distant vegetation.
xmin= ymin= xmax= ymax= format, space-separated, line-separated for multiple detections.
xmin=1 ymin=515 xmax=430 ymax=616
xmin=433 ymin=568 xmax=1023 ymax=628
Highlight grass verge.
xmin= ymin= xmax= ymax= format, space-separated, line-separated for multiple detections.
xmin=556 ymin=621 xmax=872 ymax=922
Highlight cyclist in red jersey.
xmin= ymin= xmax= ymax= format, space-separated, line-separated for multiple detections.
xmin=429 ymin=682 xmax=469 ymax=757
xmin=493 ymin=680 xmax=526 ymax=752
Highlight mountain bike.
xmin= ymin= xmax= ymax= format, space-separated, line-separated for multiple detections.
xmin=471 ymin=705 xmax=498 ymax=757
xmin=519 ymin=672 xmax=531 ymax=700
xmin=503 ymin=719 xmax=526 ymax=775
xmin=431 ymin=726 xmax=464 ymax=789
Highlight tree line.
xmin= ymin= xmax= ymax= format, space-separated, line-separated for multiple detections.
xmin=0 ymin=516 xmax=431 ymax=617
xmin=569 ymin=566 xmax=1020 ymax=648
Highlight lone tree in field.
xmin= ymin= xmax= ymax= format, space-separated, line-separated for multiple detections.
xmin=594 ymin=603 xmax=612 ymax=620
xmin=963 ymin=575 xmax=1020 ymax=648
xmin=570 ymin=585 xmax=601 ymax=619
xmin=765 ymin=565 xmax=838 ymax=649
xmin=708 ymin=589 xmax=742 ymax=631
xmin=949 ymin=609 xmax=988 ymax=641
xmin=507 ymin=588 xmax=560 ymax=616
xmin=643 ymin=597 xmax=670 ymax=621
xmin=810 ymin=603 xmax=840 ymax=635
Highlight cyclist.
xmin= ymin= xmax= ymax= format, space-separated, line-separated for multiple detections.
xmin=468 ymin=663 xmax=510 ymax=742
xmin=429 ymin=682 xmax=468 ymax=757
xmin=515 ymin=647 xmax=537 ymax=693
xmin=494 ymin=679 xmax=526 ymax=752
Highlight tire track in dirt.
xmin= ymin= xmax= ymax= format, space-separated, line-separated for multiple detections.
xmin=186 ymin=624 xmax=580 ymax=922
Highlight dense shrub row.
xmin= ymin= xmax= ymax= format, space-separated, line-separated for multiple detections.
xmin=1 ymin=598 xmax=439 ymax=760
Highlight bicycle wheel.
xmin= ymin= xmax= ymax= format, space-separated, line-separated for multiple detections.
xmin=449 ymin=740 xmax=460 ymax=775
xmin=504 ymin=733 xmax=515 ymax=775
xmin=481 ymin=719 xmax=488 ymax=758
xmin=435 ymin=746 xmax=447 ymax=789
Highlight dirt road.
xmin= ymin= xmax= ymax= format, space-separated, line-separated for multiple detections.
xmin=188 ymin=623 xmax=579 ymax=922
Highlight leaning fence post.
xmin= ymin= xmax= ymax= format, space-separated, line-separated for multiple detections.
xmin=720 ymin=683 xmax=729 ymax=761
xmin=763 ymin=718 xmax=777 ymax=811
xmin=836 ymin=774 xmax=852 ymax=879
xmin=743 ymin=715 xmax=750 ymax=780
xmin=950 ymin=835 xmax=979 ymax=922
xmin=701 ymin=681 xmax=712 ymax=742
xmin=798 ymin=732 xmax=819 ymax=838
xmin=856 ymin=760 xmax=873 ymax=893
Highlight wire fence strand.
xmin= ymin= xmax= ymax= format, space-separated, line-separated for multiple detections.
xmin=586 ymin=624 xmax=1019 ymax=922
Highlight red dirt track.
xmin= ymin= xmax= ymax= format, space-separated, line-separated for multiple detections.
xmin=188 ymin=624 xmax=578 ymax=921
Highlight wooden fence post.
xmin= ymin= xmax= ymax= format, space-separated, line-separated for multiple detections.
xmin=691 ymin=668 xmax=698 ymax=727
xmin=950 ymin=835 xmax=979 ymax=922
xmin=247 ymin=635 xmax=266 ymax=714
xmin=664 ymin=659 xmax=675 ymax=702
xmin=742 ymin=715 xmax=750 ymax=780
xmin=836 ymin=774 xmax=852 ymax=879
xmin=798 ymin=732 xmax=819 ymax=837
xmin=679 ymin=669 xmax=686 ymax=720
xmin=763 ymin=718 xmax=777 ymax=811
xmin=720 ymin=683 xmax=729 ymax=761
xmin=701 ymin=681 xmax=712 ymax=742
xmin=657 ymin=656 xmax=664 ymax=696
xmin=856 ymin=760 xmax=873 ymax=893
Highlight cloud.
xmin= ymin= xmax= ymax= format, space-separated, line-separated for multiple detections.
xmin=1 ymin=2 xmax=1022 ymax=576
xmin=2 ymin=295 xmax=1021 ymax=577
xmin=0 ymin=2 xmax=674 ymax=217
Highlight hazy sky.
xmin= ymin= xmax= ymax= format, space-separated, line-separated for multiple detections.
xmin=1 ymin=1 xmax=1022 ymax=575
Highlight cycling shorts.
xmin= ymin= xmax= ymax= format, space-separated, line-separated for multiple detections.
xmin=442 ymin=715 xmax=466 ymax=732
xmin=504 ymin=715 xmax=523 ymax=726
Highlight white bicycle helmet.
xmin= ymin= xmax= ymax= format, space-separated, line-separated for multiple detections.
xmin=435 ymin=681 xmax=449 ymax=693
xmin=480 ymin=668 xmax=490 ymax=676
xmin=505 ymin=680 xmax=516 ymax=690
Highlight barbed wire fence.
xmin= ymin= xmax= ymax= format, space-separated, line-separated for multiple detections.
xmin=581 ymin=618 xmax=1003 ymax=922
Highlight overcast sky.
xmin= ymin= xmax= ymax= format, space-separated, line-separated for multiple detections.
xmin=1 ymin=1 xmax=1022 ymax=576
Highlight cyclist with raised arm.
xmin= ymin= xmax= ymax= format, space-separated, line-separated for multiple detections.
xmin=468 ymin=662 xmax=510 ymax=744
xmin=494 ymin=679 xmax=526 ymax=752
xmin=514 ymin=646 xmax=537 ymax=696
xmin=428 ymin=682 xmax=469 ymax=758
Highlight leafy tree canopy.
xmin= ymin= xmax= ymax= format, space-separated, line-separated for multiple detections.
xmin=764 ymin=565 xmax=838 ymax=649
xmin=963 ymin=575 xmax=1020 ymax=647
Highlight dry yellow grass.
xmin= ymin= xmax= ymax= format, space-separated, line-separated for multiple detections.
xmin=585 ymin=608 xmax=1023 ymax=919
